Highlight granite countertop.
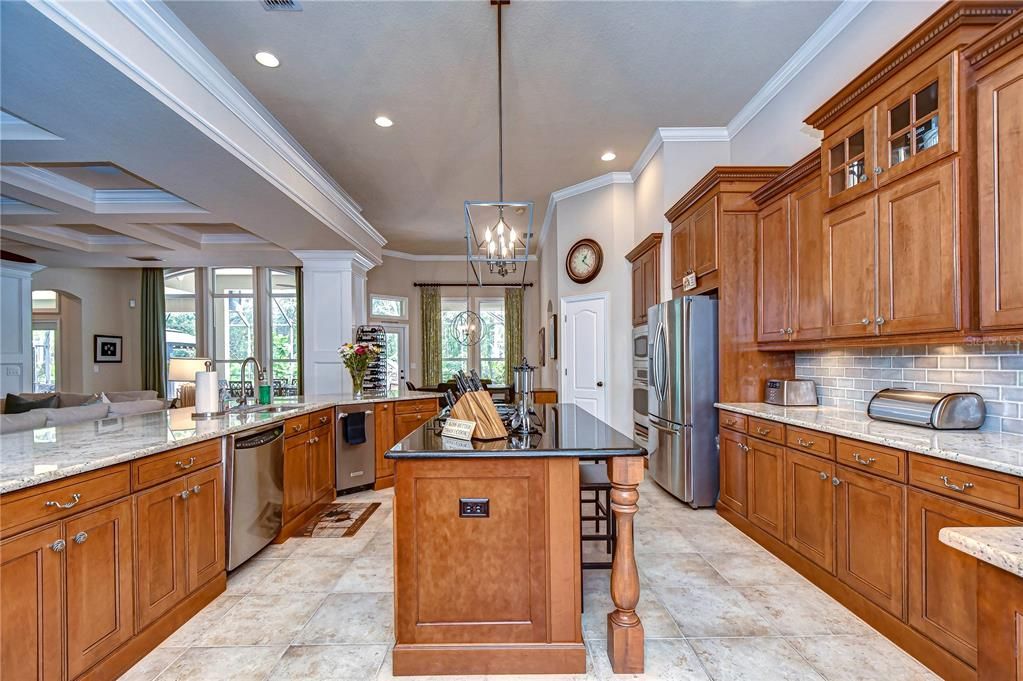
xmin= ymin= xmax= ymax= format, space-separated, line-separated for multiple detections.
xmin=715 ymin=402 xmax=1023 ymax=478
xmin=0 ymin=390 xmax=439 ymax=494
xmin=940 ymin=527 xmax=1023 ymax=579
xmin=386 ymin=403 xmax=643 ymax=460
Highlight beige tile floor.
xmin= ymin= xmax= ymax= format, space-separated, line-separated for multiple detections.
xmin=120 ymin=479 xmax=941 ymax=681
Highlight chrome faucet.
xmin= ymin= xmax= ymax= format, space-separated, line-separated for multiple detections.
xmin=237 ymin=356 xmax=263 ymax=408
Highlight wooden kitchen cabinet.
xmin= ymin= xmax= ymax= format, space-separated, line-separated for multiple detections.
xmin=747 ymin=437 xmax=785 ymax=541
xmin=752 ymin=152 xmax=824 ymax=343
xmin=835 ymin=465 xmax=905 ymax=619
xmin=977 ymin=561 xmax=1023 ymax=681
xmin=626 ymin=233 xmax=662 ymax=327
xmin=718 ymin=427 xmax=749 ymax=517
xmin=135 ymin=476 xmax=189 ymax=629
xmin=375 ymin=401 xmax=396 ymax=486
xmin=309 ymin=424 xmax=334 ymax=502
xmin=283 ymin=434 xmax=313 ymax=524
xmin=185 ymin=465 xmax=225 ymax=592
xmin=670 ymin=216 xmax=692 ymax=291
xmin=823 ymin=109 xmax=877 ymax=210
xmin=823 ymin=194 xmax=877 ymax=339
xmin=971 ymin=14 xmax=1023 ymax=331
xmin=691 ymin=197 xmax=718 ymax=278
xmin=785 ymin=448 xmax=835 ymax=573
xmin=0 ymin=523 xmax=63 ymax=681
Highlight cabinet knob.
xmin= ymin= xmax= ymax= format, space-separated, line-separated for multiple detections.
xmin=785 ymin=327 xmax=793 ymax=335
xmin=853 ymin=452 xmax=876 ymax=466
xmin=73 ymin=531 xmax=88 ymax=545
xmin=320 ymin=416 xmax=329 ymax=424
xmin=191 ymin=485 xmax=201 ymax=495
xmin=874 ymin=166 xmax=883 ymax=174
xmin=175 ymin=456 xmax=196 ymax=470
xmin=861 ymin=318 xmax=871 ymax=325
xmin=875 ymin=316 xmax=885 ymax=326
xmin=819 ymin=471 xmax=829 ymax=481
xmin=180 ymin=489 xmax=191 ymax=500
xmin=293 ymin=425 xmax=302 ymax=431
xmin=832 ymin=477 xmax=842 ymax=487
xmin=44 ymin=493 xmax=81 ymax=510
xmin=50 ymin=539 xmax=66 ymax=553
xmin=778 ymin=328 xmax=786 ymax=334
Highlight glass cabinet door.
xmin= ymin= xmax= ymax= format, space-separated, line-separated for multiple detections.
xmin=823 ymin=108 xmax=876 ymax=210
xmin=878 ymin=54 xmax=955 ymax=184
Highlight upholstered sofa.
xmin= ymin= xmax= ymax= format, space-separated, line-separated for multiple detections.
xmin=0 ymin=390 xmax=169 ymax=433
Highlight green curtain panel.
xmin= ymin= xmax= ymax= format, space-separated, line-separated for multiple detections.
xmin=140 ymin=268 xmax=167 ymax=399
xmin=421 ymin=286 xmax=442 ymax=386
xmin=504 ymin=287 xmax=523 ymax=384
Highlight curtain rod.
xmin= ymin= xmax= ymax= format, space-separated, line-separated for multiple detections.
xmin=413 ymin=282 xmax=533 ymax=288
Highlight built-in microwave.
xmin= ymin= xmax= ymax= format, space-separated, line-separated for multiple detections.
xmin=632 ymin=324 xmax=649 ymax=361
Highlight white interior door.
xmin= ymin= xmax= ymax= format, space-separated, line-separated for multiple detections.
xmin=561 ymin=293 xmax=608 ymax=421
xmin=382 ymin=324 xmax=408 ymax=392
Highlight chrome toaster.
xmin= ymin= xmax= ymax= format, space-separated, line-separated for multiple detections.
xmin=867 ymin=388 xmax=986 ymax=430
xmin=764 ymin=379 xmax=818 ymax=406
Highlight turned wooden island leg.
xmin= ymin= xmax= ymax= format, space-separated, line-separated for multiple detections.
xmin=606 ymin=456 xmax=644 ymax=674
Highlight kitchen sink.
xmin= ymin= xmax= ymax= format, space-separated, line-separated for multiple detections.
xmin=251 ymin=405 xmax=303 ymax=414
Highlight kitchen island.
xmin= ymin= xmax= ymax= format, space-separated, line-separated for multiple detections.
xmin=385 ymin=403 xmax=646 ymax=676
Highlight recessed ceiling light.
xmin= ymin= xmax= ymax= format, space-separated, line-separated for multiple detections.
xmin=375 ymin=116 xmax=394 ymax=128
xmin=254 ymin=51 xmax=280 ymax=68
xmin=601 ymin=151 xmax=616 ymax=162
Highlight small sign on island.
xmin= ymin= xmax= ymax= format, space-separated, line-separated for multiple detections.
xmin=441 ymin=418 xmax=476 ymax=441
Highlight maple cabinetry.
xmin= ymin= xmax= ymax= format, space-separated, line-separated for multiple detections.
xmin=626 ymin=233 xmax=662 ymax=327
xmin=746 ymin=438 xmax=785 ymax=541
xmin=977 ymin=561 xmax=1023 ymax=681
xmin=752 ymin=152 xmax=825 ymax=343
xmin=717 ymin=427 xmax=749 ymax=517
xmin=785 ymin=448 xmax=835 ymax=573
xmin=374 ymin=398 xmax=440 ymax=490
xmin=280 ymin=409 xmax=335 ymax=538
xmin=970 ymin=13 xmax=1023 ymax=331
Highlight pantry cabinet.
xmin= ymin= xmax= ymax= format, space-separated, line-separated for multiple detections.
xmin=970 ymin=12 xmax=1023 ymax=331
xmin=626 ymin=233 xmax=662 ymax=327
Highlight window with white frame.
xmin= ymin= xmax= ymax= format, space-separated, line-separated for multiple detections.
xmin=269 ymin=268 xmax=298 ymax=390
xmin=212 ymin=267 xmax=255 ymax=382
xmin=439 ymin=297 xmax=506 ymax=383
xmin=369 ymin=293 xmax=408 ymax=320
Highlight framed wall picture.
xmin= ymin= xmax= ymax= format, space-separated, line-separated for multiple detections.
xmin=94 ymin=334 xmax=123 ymax=363
xmin=547 ymin=314 xmax=558 ymax=360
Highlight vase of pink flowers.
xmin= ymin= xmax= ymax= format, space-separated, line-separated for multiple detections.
xmin=338 ymin=342 xmax=383 ymax=398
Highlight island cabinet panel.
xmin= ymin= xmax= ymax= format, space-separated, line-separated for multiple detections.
xmin=835 ymin=466 xmax=905 ymax=619
xmin=65 ymin=498 xmax=134 ymax=679
xmin=978 ymin=48 xmax=1023 ymax=330
xmin=756 ymin=196 xmax=791 ymax=343
xmin=977 ymin=561 xmax=1023 ymax=681
xmin=185 ymin=465 xmax=225 ymax=592
xmin=135 ymin=477 xmax=189 ymax=630
xmin=747 ymin=438 xmax=785 ymax=541
xmin=283 ymin=435 xmax=313 ymax=523
xmin=876 ymin=159 xmax=959 ymax=336
xmin=718 ymin=428 xmax=749 ymax=517
xmin=395 ymin=457 xmax=550 ymax=644
xmin=823 ymin=195 xmax=877 ymax=339
xmin=0 ymin=523 xmax=63 ymax=681
xmin=375 ymin=402 xmax=395 ymax=484
xmin=907 ymin=489 xmax=1018 ymax=667
xmin=785 ymin=449 xmax=835 ymax=573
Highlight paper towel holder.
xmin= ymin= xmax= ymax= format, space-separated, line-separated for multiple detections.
xmin=168 ymin=357 xmax=224 ymax=420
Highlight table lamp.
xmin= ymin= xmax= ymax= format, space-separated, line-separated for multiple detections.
xmin=168 ymin=357 xmax=212 ymax=407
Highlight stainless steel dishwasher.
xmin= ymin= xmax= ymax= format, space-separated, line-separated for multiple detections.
xmin=226 ymin=424 xmax=285 ymax=570
xmin=336 ymin=406 xmax=375 ymax=494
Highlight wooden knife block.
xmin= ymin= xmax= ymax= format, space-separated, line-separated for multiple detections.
xmin=449 ymin=390 xmax=508 ymax=440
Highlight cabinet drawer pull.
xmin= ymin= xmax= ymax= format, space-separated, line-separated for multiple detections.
xmin=939 ymin=475 xmax=974 ymax=493
xmin=73 ymin=531 xmax=88 ymax=545
xmin=44 ymin=493 xmax=81 ymax=510
xmin=756 ymin=427 xmax=771 ymax=436
xmin=819 ymin=471 xmax=829 ymax=481
xmin=796 ymin=437 xmax=815 ymax=448
xmin=292 ymin=425 xmax=302 ymax=431
xmin=175 ymin=457 xmax=196 ymax=470
xmin=853 ymin=453 xmax=876 ymax=466
xmin=50 ymin=539 xmax=66 ymax=553
xmin=319 ymin=416 xmax=329 ymax=424
xmin=738 ymin=443 xmax=750 ymax=453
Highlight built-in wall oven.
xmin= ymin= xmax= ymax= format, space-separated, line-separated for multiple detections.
xmin=632 ymin=324 xmax=651 ymax=450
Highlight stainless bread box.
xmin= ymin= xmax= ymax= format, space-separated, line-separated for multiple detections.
xmin=867 ymin=388 xmax=986 ymax=430
xmin=764 ymin=379 xmax=818 ymax=406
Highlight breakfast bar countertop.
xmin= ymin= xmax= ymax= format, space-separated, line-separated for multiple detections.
xmin=716 ymin=402 xmax=1023 ymax=478
xmin=0 ymin=389 xmax=440 ymax=494
xmin=940 ymin=526 xmax=1023 ymax=579
xmin=385 ymin=403 xmax=644 ymax=459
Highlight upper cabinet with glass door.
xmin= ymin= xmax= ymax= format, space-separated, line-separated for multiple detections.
xmin=877 ymin=54 xmax=956 ymax=185
xmin=824 ymin=109 xmax=876 ymax=210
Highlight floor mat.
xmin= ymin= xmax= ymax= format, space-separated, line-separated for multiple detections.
xmin=297 ymin=501 xmax=381 ymax=538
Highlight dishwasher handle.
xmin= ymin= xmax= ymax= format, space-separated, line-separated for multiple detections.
xmin=234 ymin=426 xmax=284 ymax=449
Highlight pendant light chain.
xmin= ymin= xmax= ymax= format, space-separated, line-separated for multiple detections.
xmin=497 ymin=1 xmax=504 ymax=204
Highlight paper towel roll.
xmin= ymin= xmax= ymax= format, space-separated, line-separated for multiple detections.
xmin=195 ymin=371 xmax=219 ymax=414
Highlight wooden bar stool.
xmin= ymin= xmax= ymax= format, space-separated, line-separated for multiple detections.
xmin=580 ymin=461 xmax=617 ymax=570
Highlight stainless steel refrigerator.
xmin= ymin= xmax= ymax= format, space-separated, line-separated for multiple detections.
xmin=647 ymin=296 xmax=719 ymax=507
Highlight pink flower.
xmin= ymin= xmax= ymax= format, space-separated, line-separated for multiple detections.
xmin=355 ymin=346 xmax=366 ymax=355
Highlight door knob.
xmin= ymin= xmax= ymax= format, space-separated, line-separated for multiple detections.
xmin=596 ymin=381 xmax=604 ymax=387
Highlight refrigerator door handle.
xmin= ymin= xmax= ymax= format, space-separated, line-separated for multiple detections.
xmin=648 ymin=416 xmax=680 ymax=434
xmin=682 ymin=297 xmax=693 ymax=426
xmin=655 ymin=321 xmax=668 ymax=402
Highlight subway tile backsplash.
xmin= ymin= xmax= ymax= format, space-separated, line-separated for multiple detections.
xmin=794 ymin=343 xmax=1023 ymax=434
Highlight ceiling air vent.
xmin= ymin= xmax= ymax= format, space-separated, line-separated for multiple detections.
xmin=262 ymin=0 xmax=301 ymax=11
xmin=129 ymin=256 xmax=164 ymax=262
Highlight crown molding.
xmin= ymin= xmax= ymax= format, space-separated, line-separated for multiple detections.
xmin=0 ymin=111 xmax=63 ymax=141
xmin=382 ymin=249 xmax=538 ymax=263
xmin=31 ymin=0 xmax=385 ymax=257
xmin=0 ymin=261 xmax=46 ymax=276
xmin=536 ymin=171 xmax=632 ymax=255
xmin=629 ymin=127 xmax=730 ymax=179
xmin=293 ymin=249 xmax=377 ymax=273
xmin=727 ymin=0 xmax=873 ymax=138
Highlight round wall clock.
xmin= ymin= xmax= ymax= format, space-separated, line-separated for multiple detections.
xmin=566 ymin=238 xmax=603 ymax=284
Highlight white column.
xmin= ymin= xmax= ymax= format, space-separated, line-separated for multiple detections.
xmin=295 ymin=251 xmax=374 ymax=396
xmin=0 ymin=262 xmax=45 ymax=395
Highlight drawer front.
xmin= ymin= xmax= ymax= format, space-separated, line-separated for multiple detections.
xmin=785 ymin=426 xmax=835 ymax=459
xmin=837 ymin=438 xmax=906 ymax=482
xmin=719 ymin=411 xmax=747 ymax=433
xmin=309 ymin=409 xmax=333 ymax=429
xmin=910 ymin=454 xmax=1023 ymax=518
xmin=132 ymin=440 xmax=222 ymax=491
xmin=395 ymin=398 xmax=439 ymax=415
xmin=0 ymin=464 xmax=131 ymax=537
xmin=285 ymin=414 xmax=310 ymax=438
xmin=748 ymin=417 xmax=785 ymax=445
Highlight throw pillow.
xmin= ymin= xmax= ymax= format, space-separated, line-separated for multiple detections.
xmin=108 ymin=399 xmax=166 ymax=416
xmin=0 ymin=411 xmax=47 ymax=433
xmin=41 ymin=403 xmax=110 ymax=427
xmin=57 ymin=392 xmax=100 ymax=408
xmin=4 ymin=393 xmax=59 ymax=414
xmin=104 ymin=390 xmax=159 ymax=403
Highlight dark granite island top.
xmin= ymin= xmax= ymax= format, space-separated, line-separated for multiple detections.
xmin=385 ymin=403 xmax=644 ymax=460
xmin=386 ymin=403 xmax=646 ymax=677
